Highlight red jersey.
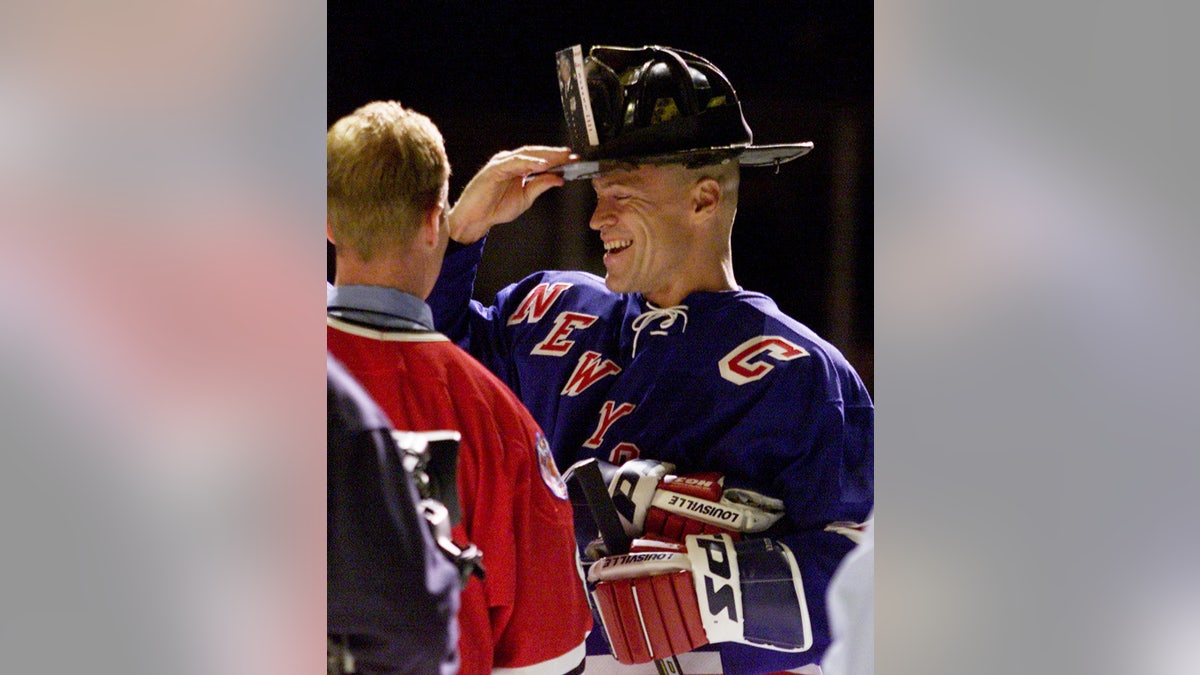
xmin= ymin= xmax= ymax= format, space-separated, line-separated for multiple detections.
xmin=329 ymin=316 xmax=591 ymax=675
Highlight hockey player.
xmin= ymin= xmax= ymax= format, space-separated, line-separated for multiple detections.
xmin=327 ymin=101 xmax=592 ymax=675
xmin=428 ymin=46 xmax=873 ymax=674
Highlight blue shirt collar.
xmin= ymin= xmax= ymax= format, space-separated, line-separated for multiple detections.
xmin=327 ymin=285 xmax=435 ymax=331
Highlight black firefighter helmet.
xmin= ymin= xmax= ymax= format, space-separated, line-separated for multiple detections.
xmin=553 ymin=44 xmax=813 ymax=180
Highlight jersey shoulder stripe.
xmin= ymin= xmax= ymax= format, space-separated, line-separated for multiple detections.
xmin=327 ymin=316 xmax=450 ymax=342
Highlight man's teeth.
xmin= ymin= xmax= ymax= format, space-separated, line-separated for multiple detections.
xmin=604 ymin=239 xmax=632 ymax=252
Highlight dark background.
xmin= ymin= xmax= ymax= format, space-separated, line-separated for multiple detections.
xmin=328 ymin=1 xmax=873 ymax=388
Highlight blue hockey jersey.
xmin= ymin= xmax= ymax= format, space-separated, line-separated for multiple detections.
xmin=429 ymin=239 xmax=874 ymax=674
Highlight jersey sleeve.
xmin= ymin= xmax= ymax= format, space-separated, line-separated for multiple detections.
xmin=428 ymin=238 xmax=522 ymax=388
xmin=500 ymin=413 xmax=592 ymax=674
xmin=711 ymin=349 xmax=874 ymax=675
xmin=430 ymin=238 xmax=587 ymax=397
xmin=465 ymin=382 xmax=592 ymax=675
xmin=428 ymin=238 xmax=487 ymax=346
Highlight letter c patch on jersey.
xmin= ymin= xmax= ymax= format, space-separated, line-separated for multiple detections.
xmin=718 ymin=336 xmax=809 ymax=385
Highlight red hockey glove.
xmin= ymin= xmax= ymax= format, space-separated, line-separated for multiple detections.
xmin=607 ymin=459 xmax=785 ymax=542
xmin=589 ymin=534 xmax=812 ymax=665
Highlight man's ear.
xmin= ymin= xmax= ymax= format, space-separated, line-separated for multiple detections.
xmin=419 ymin=203 xmax=444 ymax=248
xmin=327 ymin=221 xmax=336 ymax=245
xmin=691 ymin=177 xmax=722 ymax=220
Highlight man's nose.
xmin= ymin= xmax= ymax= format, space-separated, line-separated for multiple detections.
xmin=589 ymin=202 xmax=613 ymax=231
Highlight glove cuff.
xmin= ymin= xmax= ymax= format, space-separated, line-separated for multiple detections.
xmin=684 ymin=534 xmax=813 ymax=652
xmin=609 ymin=459 xmax=673 ymax=535
xmin=735 ymin=538 xmax=812 ymax=652
xmin=652 ymin=490 xmax=783 ymax=533
xmin=685 ymin=534 xmax=745 ymax=644
xmin=587 ymin=549 xmax=691 ymax=583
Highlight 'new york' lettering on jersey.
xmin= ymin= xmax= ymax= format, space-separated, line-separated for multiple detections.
xmin=532 ymin=311 xmax=598 ymax=356
xmin=583 ymin=400 xmax=635 ymax=448
xmin=507 ymin=282 xmax=573 ymax=325
xmin=609 ymin=442 xmax=641 ymax=465
xmin=561 ymin=350 xmax=622 ymax=396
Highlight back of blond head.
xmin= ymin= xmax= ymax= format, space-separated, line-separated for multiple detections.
xmin=327 ymin=101 xmax=450 ymax=261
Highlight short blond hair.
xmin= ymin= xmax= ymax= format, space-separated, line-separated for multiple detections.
xmin=327 ymin=101 xmax=450 ymax=260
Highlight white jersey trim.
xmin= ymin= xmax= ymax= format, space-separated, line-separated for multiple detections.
xmin=492 ymin=640 xmax=586 ymax=675
xmin=327 ymin=316 xmax=450 ymax=342
xmin=584 ymin=652 xmax=724 ymax=675
xmin=583 ymin=651 xmax=822 ymax=675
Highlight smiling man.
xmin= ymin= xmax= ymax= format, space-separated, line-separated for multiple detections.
xmin=428 ymin=45 xmax=873 ymax=675
xmin=590 ymin=162 xmax=738 ymax=306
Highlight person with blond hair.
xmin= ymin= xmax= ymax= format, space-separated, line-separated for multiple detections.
xmin=327 ymin=100 xmax=592 ymax=675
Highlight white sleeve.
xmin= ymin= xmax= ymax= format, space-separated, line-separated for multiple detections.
xmin=822 ymin=519 xmax=874 ymax=675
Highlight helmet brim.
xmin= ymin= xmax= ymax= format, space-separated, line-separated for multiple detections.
xmin=545 ymin=142 xmax=814 ymax=181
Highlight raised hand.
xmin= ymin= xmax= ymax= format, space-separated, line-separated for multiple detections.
xmin=447 ymin=146 xmax=577 ymax=244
